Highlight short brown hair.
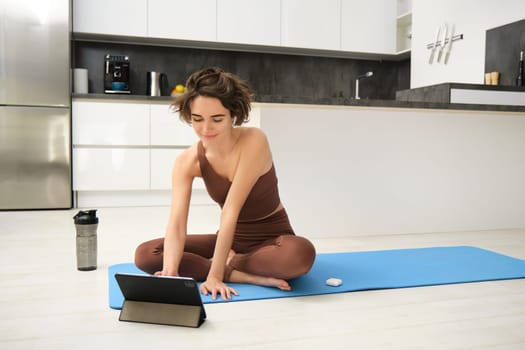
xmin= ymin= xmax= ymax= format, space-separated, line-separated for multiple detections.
xmin=173 ymin=67 xmax=253 ymax=126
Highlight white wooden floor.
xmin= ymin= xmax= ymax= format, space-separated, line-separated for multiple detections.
xmin=1 ymin=206 xmax=524 ymax=350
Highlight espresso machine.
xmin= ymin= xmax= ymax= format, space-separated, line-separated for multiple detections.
xmin=104 ymin=54 xmax=130 ymax=94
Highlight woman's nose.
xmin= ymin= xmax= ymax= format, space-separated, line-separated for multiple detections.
xmin=202 ymin=120 xmax=213 ymax=132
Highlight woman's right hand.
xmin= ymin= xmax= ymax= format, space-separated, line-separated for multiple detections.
xmin=154 ymin=270 xmax=178 ymax=277
xmin=200 ymin=276 xmax=239 ymax=300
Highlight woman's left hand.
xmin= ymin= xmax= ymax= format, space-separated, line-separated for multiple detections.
xmin=200 ymin=276 xmax=239 ymax=300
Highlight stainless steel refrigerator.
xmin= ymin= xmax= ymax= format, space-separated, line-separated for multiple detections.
xmin=0 ymin=0 xmax=72 ymax=209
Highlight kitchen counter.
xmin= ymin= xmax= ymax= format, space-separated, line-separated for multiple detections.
xmin=396 ymin=83 xmax=525 ymax=110
xmin=72 ymin=91 xmax=525 ymax=113
xmin=260 ymin=104 xmax=525 ymax=235
xmin=72 ymin=95 xmax=525 ymax=232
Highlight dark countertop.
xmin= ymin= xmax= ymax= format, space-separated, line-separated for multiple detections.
xmin=398 ymin=82 xmax=525 ymax=94
xmin=396 ymin=82 xmax=525 ymax=110
xmin=72 ymin=90 xmax=525 ymax=113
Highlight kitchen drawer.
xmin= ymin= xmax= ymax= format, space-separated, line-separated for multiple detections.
xmin=150 ymin=149 xmax=205 ymax=190
xmin=150 ymin=104 xmax=198 ymax=146
xmin=73 ymin=101 xmax=150 ymax=146
xmin=73 ymin=148 xmax=149 ymax=191
xmin=150 ymin=149 xmax=182 ymax=190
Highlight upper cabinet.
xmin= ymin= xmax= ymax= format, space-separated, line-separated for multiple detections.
xmin=396 ymin=12 xmax=412 ymax=53
xmin=148 ymin=0 xmax=217 ymax=42
xmin=217 ymin=0 xmax=281 ymax=46
xmin=396 ymin=0 xmax=412 ymax=53
xmin=73 ymin=0 xmax=403 ymax=57
xmin=73 ymin=0 xmax=148 ymax=36
xmin=281 ymin=0 xmax=341 ymax=51
xmin=341 ymin=0 xmax=397 ymax=54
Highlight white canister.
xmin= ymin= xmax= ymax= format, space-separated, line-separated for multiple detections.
xmin=73 ymin=68 xmax=89 ymax=93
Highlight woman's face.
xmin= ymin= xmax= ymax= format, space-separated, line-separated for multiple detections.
xmin=189 ymin=96 xmax=233 ymax=143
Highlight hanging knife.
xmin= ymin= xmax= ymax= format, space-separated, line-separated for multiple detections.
xmin=437 ymin=23 xmax=448 ymax=62
xmin=444 ymin=24 xmax=455 ymax=64
xmin=428 ymin=26 xmax=441 ymax=64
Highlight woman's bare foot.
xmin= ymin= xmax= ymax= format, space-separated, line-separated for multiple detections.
xmin=219 ymin=250 xmax=292 ymax=291
xmin=255 ymin=276 xmax=291 ymax=291
xmin=229 ymin=270 xmax=291 ymax=291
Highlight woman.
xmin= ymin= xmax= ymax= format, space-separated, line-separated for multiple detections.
xmin=134 ymin=67 xmax=316 ymax=300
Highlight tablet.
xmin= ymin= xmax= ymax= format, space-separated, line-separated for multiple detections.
xmin=115 ymin=273 xmax=206 ymax=327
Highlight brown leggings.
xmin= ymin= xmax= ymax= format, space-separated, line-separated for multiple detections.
xmin=134 ymin=209 xmax=316 ymax=282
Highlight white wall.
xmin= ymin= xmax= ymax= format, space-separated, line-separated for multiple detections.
xmin=397 ymin=0 xmax=412 ymax=16
xmin=411 ymin=0 xmax=525 ymax=88
xmin=261 ymin=105 xmax=525 ymax=237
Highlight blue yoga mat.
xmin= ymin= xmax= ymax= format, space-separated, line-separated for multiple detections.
xmin=108 ymin=246 xmax=525 ymax=309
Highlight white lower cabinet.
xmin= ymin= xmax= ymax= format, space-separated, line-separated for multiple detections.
xmin=73 ymin=148 xmax=150 ymax=191
xmin=73 ymin=101 xmax=150 ymax=145
xmin=73 ymin=100 xmax=199 ymax=197
xmin=72 ymin=100 xmax=256 ymax=205
xmin=151 ymin=149 xmax=207 ymax=190
xmin=150 ymin=149 xmax=182 ymax=190
xmin=150 ymin=104 xmax=197 ymax=146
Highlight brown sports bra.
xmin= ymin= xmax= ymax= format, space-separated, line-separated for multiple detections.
xmin=197 ymin=141 xmax=281 ymax=221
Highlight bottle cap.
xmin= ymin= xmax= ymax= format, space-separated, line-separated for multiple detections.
xmin=73 ymin=210 xmax=99 ymax=225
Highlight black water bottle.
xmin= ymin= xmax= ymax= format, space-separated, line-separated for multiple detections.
xmin=74 ymin=210 xmax=99 ymax=271
xmin=517 ymin=51 xmax=524 ymax=87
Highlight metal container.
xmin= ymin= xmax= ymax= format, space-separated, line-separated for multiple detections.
xmin=147 ymin=71 xmax=166 ymax=96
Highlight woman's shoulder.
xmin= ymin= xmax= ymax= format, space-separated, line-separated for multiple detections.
xmin=237 ymin=127 xmax=272 ymax=168
xmin=238 ymin=127 xmax=269 ymax=148
xmin=240 ymin=126 xmax=266 ymax=136
xmin=174 ymin=143 xmax=200 ymax=176
xmin=177 ymin=143 xmax=198 ymax=161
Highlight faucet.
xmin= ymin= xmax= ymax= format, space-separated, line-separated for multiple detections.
xmin=355 ymin=71 xmax=374 ymax=99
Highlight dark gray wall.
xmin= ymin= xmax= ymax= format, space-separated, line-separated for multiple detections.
xmin=485 ymin=18 xmax=525 ymax=86
xmin=73 ymin=41 xmax=410 ymax=102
